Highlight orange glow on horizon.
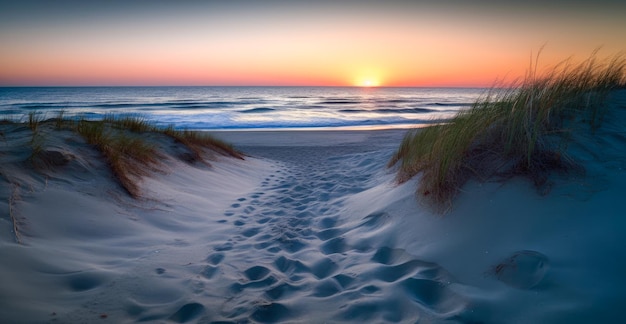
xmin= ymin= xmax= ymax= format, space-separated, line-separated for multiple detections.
xmin=1 ymin=49 xmax=609 ymax=88
xmin=0 ymin=2 xmax=624 ymax=87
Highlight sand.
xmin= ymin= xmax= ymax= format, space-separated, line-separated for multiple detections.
xmin=1 ymin=90 xmax=625 ymax=323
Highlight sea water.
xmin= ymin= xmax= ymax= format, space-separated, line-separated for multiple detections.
xmin=0 ymin=87 xmax=484 ymax=130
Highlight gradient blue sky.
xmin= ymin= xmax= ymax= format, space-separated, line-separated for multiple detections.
xmin=1 ymin=0 xmax=624 ymax=86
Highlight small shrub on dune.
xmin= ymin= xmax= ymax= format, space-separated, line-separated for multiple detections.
xmin=389 ymin=53 xmax=626 ymax=211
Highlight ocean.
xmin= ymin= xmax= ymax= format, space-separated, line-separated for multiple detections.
xmin=0 ymin=87 xmax=485 ymax=130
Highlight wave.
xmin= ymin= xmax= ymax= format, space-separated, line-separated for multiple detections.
xmin=339 ymin=108 xmax=436 ymax=114
xmin=16 ymin=100 xmax=271 ymax=110
xmin=0 ymin=109 xmax=23 ymax=115
xmin=426 ymin=102 xmax=473 ymax=107
xmin=92 ymin=101 xmax=247 ymax=109
xmin=373 ymin=99 xmax=416 ymax=104
xmin=318 ymin=100 xmax=363 ymax=105
xmin=240 ymin=107 xmax=276 ymax=113
xmin=18 ymin=103 xmax=76 ymax=110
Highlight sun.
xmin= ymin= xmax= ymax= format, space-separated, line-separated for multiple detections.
xmin=357 ymin=78 xmax=380 ymax=87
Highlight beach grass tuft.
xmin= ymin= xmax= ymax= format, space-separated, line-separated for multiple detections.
xmin=67 ymin=115 xmax=242 ymax=197
xmin=101 ymin=134 xmax=161 ymax=198
xmin=389 ymin=53 xmax=625 ymax=210
xmin=54 ymin=110 xmax=66 ymax=130
xmin=27 ymin=111 xmax=43 ymax=131
xmin=103 ymin=114 xmax=155 ymax=133
xmin=74 ymin=118 xmax=160 ymax=198
xmin=29 ymin=132 xmax=45 ymax=163
xmin=163 ymin=126 xmax=245 ymax=162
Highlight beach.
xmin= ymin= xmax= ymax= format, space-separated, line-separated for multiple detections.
xmin=0 ymin=89 xmax=624 ymax=323
xmin=3 ymin=0 xmax=626 ymax=321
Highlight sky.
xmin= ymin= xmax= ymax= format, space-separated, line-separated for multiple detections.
xmin=1 ymin=0 xmax=624 ymax=87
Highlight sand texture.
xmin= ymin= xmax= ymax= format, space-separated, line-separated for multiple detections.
xmin=1 ymin=91 xmax=626 ymax=323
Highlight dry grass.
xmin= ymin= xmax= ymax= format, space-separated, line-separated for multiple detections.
xmin=389 ymin=53 xmax=626 ymax=211
xmin=6 ymin=108 xmax=247 ymax=202
xmin=103 ymin=114 xmax=155 ymax=133
xmin=28 ymin=132 xmax=45 ymax=164
xmin=162 ymin=125 xmax=244 ymax=163
xmin=54 ymin=110 xmax=66 ymax=130
xmin=70 ymin=116 xmax=242 ymax=198
xmin=101 ymin=134 xmax=161 ymax=198
xmin=74 ymin=118 xmax=160 ymax=198
xmin=27 ymin=111 xmax=43 ymax=131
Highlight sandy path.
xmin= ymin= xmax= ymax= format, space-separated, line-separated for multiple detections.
xmin=174 ymin=130 xmax=465 ymax=322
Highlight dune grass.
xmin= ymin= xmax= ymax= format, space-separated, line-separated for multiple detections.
xmin=68 ymin=115 xmax=243 ymax=198
xmin=54 ymin=110 xmax=66 ymax=130
xmin=103 ymin=114 xmax=155 ymax=133
xmin=162 ymin=125 xmax=244 ymax=162
xmin=74 ymin=118 xmax=160 ymax=197
xmin=4 ymin=110 xmax=244 ymax=200
xmin=389 ymin=53 xmax=626 ymax=211
xmin=27 ymin=111 xmax=43 ymax=131
xmin=28 ymin=132 xmax=45 ymax=164
xmin=99 ymin=114 xmax=243 ymax=160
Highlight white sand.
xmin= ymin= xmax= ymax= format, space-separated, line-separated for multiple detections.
xmin=1 ymin=90 xmax=625 ymax=323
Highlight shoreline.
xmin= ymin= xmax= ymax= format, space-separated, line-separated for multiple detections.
xmin=199 ymin=122 xmax=433 ymax=133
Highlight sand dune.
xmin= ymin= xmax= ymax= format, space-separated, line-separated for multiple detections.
xmin=1 ymin=90 xmax=625 ymax=323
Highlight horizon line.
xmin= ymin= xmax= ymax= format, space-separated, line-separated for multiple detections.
xmin=0 ymin=84 xmax=491 ymax=89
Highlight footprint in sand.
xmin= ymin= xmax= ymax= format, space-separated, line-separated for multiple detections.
xmin=206 ymin=253 xmax=224 ymax=265
xmin=400 ymin=277 xmax=464 ymax=316
xmin=490 ymin=250 xmax=549 ymax=289
xmin=241 ymin=227 xmax=261 ymax=238
xmin=63 ymin=271 xmax=109 ymax=292
xmin=194 ymin=150 xmax=471 ymax=323
xmin=168 ymin=302 xmax=205 ymax=323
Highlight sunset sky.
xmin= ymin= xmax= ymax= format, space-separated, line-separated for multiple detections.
xmin=1 ymin=0 xmax=624 ymax=87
